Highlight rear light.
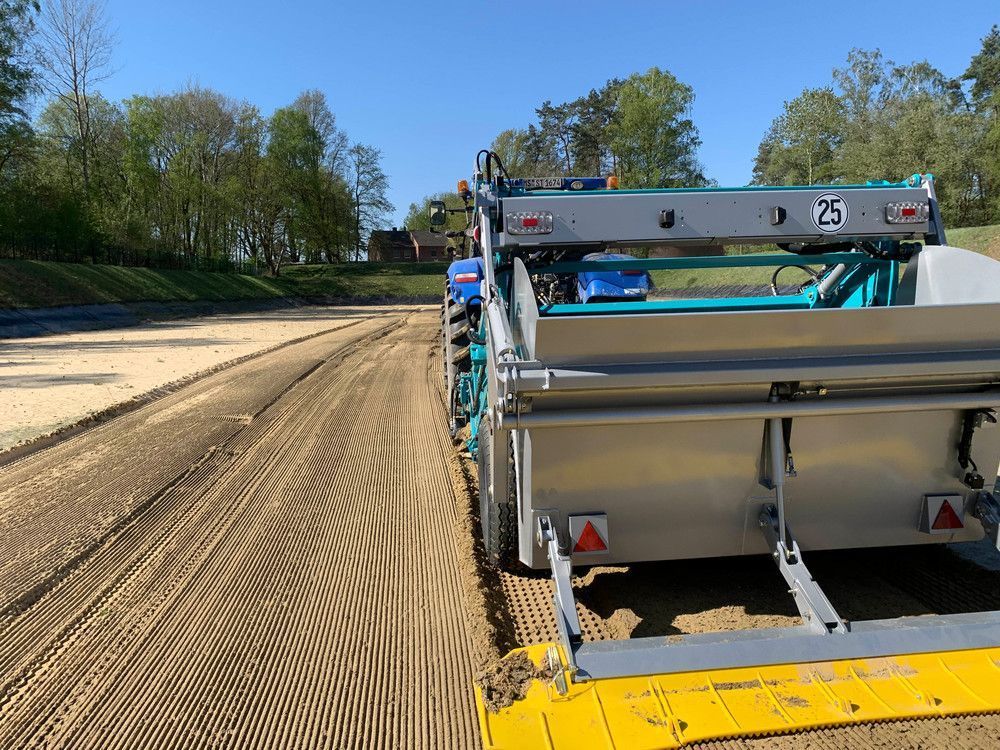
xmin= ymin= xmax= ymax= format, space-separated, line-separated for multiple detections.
xmin=506 ymin=211 xmax=553 ymax=235
xmin=885 ymin=202 xmax=929 ymax=223
xmin=454 ymin=272 xmax=479 ymax=283
xmin=622 ymin=270 xmax=645 ymax=276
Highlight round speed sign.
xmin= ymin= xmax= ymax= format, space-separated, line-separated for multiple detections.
xmin=810 ymin=193 xmax=849 ymax=233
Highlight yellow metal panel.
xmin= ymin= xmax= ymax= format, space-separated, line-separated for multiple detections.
xmin=477 ymin=644 xmax=1000 ymax=749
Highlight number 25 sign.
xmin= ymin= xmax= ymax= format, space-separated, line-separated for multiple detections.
xmin=810 ymin=193 xmax=849 ymax=233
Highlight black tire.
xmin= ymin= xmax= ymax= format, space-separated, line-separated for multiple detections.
xmin=478 ymin=427 xmax=517 ymax=570
xmin=445 ymin=298 xmax=471 ymax=371
xmin=449 ymin=318 xmax=470 ymax=339
xmin=443 ymin=289 xmax=470 ymax=431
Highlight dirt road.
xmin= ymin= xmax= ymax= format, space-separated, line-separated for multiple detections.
xmin=0 ymin=310 xmax=477 ymax=749
xmin=1 ymin=308 xmax=998 ymax=749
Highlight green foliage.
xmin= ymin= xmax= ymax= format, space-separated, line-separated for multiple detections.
xmin=405 ymin=191 xmax=466 ymax=232
xmin=963 ymin=25 xmax=1000 ymax=107
xmin=0 ymin=0 xmax=36 ymax=123
xmin=609 ymin=67 xmax=707 ymax=188
xmin=1 ymin=80 xmax=392 ymax=275
xmin=752 ymin=88 xmax=845 ymax=185
xmin=490 ymin=69 xmax=705 ymax=186
xmin=753 ymin=43 xmax=1000 ymax=227
xmin=0 ymin=0 xmax=37 ymax=179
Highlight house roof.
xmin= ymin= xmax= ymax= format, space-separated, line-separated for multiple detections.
xmin=367 ymin=229 xmax=414 ymax=252
xmin=409 ymin=230 xmax=449 ymax=248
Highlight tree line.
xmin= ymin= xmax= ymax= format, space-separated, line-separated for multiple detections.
xmin=0 ymin=0 xmax=393 ymax=275
xmin=754 ymin=36 xmax=1000 ymax=228
xmin=405 ymin=66 xmax=710 ymax=232
xmin=410 ymin=28 xmax=1000 ymax=232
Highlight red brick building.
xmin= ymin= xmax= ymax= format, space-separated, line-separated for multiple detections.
xmin=367 ymin=229 xmax=451 ymax=262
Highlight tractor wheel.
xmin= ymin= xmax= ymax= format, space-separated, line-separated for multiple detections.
xmin=477 ymin=427 xmax=517 ymax=570
xmin=442 ymin=287 xmax=470 ymax=432
xmin=445 ymin=298 xmax=471 ymax=372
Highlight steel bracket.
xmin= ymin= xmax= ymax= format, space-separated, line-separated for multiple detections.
xmin=537 ymin=515 xmax=581 ymax=688
xmin=974 ymin=491 xmax=1000 ymax=552
xmin=759 ymin=504 xmax=847 ymax=634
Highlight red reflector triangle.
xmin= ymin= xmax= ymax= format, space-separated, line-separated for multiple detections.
xmin=573 ymin=521 xmax=607 ymax=553
xmin=931 ymin=500 xmax=964 ymax=530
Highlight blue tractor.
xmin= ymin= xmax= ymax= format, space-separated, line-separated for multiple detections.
xmin=440 ymin=192 xmax=650 ymax=436
xmin=577 ymin=251 xmax=651 ymax=302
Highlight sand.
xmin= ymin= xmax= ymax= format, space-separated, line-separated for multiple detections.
xmin=0 ymin=305 xmax=417 ymax=453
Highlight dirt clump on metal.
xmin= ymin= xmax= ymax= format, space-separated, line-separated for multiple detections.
xmin=475 ymin=650 xmax=545 ymax=713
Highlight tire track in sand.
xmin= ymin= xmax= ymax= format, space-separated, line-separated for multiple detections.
xmin=0 ymin=310 xmax=477 ymax=749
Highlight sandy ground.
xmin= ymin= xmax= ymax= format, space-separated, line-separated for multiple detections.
xmin=0 ymin=308 xmax=997 ymax=749
xmin=0 ymin=305 xmax=416 ymax=452
xmin=0 ymin=310 xmax=478 ymax=748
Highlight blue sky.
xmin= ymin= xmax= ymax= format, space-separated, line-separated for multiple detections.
xmin=101 ymin=0 xmax=997 ymax=226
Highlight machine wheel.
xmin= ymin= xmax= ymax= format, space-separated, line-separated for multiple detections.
xmin=442 ymin=285 xmax=471 ymax=432
xmin=478 ymin=427 xmax=517 ymax=570
xmin=445 ymin=298 xmax=471 ymax=371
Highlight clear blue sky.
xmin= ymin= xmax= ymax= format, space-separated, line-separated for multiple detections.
xmin=102 ymin=0 xmax=997 ymax=226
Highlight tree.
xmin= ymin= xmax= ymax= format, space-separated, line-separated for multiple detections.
xmin=290 ymin=91 xmax=351 ymax=262
xmin=490 ymin=128 xmax=532 ymax=176
xmin=346 ymin=143 xmax=392 ymax=260
xmin=34 ymin=0 xmax=115 ymax=195
xmin=0 ymin=0 xmax=38 ymax=179
xmin=752 ymin=88 xmax=846 ymax=185
xmin=963 ymin=25 xmax=1000 ymax=109
xmin=404 ymin=191 xmax=467 ymax=254
xmin=490 ymin=126 xmax=562 ymax=177
xmin=570 ymin=80 xmax=621 ymax=175
xmin=491 ymin=74 xmax=695 ymax=183
xmin=963 ymin=26 xmax=1000 ymax=220
xmin=751 ymin=46 xmax=997 ymax=226
xmin=608 ymin=67 xmax=707 ymax=188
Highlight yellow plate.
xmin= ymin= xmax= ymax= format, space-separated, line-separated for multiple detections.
xmin=477 ymin=644 xmax=1000 ymax=749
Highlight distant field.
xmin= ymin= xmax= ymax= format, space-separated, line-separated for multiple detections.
xmin=2 ymin=226 xmax=998 ymax=308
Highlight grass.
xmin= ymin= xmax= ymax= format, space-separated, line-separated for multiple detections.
xmin=947 ymin=224 xmax=1000 ymax=257
xmin=278 ymin=261 xmax=447 ymax=299
xmin=648 ymin=225 xmax=1000 ymax=294
xmin=2 ymin=225 xmax=999 ymax=308
xmin=0 ymin=259 xmax=447 ymax=309
xmin=0 ymin=260 xmax=288 ymax=308
xmin=649 ymin=245 xmax=785 ymax=293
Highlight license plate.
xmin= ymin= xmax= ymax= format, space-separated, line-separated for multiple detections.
xmin=522 ymin=177 xmax=563 ymax=189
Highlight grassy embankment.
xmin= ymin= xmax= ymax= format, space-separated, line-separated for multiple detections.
xmin=0 ymin=259 xmax=448 ymax=309
xmin=1 ymin=225 xmax=997 ymax=308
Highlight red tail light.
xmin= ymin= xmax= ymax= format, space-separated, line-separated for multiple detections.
xmin=454 ymin=272 xmax=479 ymax=283
xmin=622 ymin=270 xmax=645 ymax=276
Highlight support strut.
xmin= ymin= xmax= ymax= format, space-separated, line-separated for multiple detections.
xmin=537 ymin=516 xmax=581 ymax=691
xmin=759 ymin=505 xmax=846 ymax=634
